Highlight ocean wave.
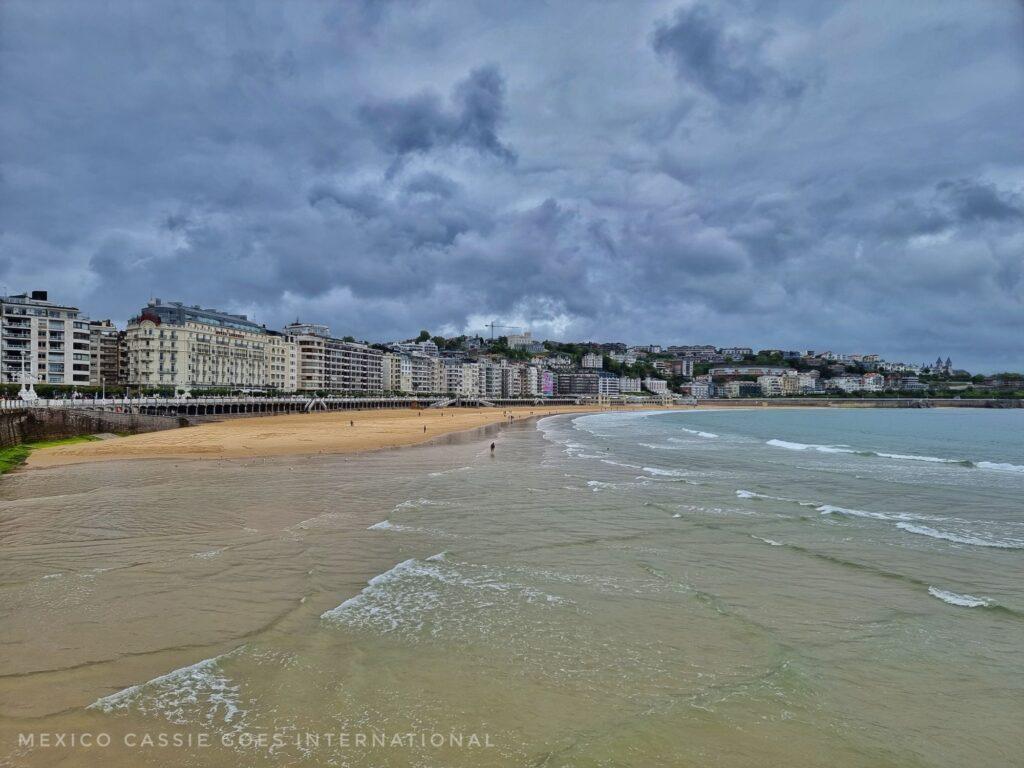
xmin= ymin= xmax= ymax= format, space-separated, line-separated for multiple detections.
xmin=587 ymin=479 xmax=647 ymax=492
xmin=896 ymin=523 xmax=1024 ymax=549
xmin=976 ymin=461 xmax=1024 ymax=474
xmin=600 ymin=459 xmax=642 ymax=470
xmin=736 ymin=490 xmax=817 ymax=506
xmin=816 ymin=504 xmax=920 ymax=522
xmin=88 ymin=647 xmax=246 ymax=726
xmin=927 ymin=587 xmax=991 ymax=608
xmin=321 ymin=555 xmax=567 ymax=635
xmin=368 ymin=520 xmax=413 ymax=532
xmin=191 ymin=549 xmax=224 ymax=559
xmin=751 ymin=535 xmax=783 ymax=546
xmin=766 ymin=439 xmax=855 ymax=454
xmin=427 ymin=466 xmax=472 ymax=477
xmin=393 ymin=498 xmax=443 ymax=512
xmin=766 ymin=439 xmax=1024 ymax=471
xmin=641 ymin=466 xmax=689 ymax=478
xmin=676 ymin=428 xmax=719 ymax=439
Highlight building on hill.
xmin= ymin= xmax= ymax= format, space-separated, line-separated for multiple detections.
xmin=581 ymin=352 xmax=603 ymax=369
xmin=643 ymin=377 xmax=668 ymax=395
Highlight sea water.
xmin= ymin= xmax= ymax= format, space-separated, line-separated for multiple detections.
xmin=1 ymin=408 xmax=1021 ymax=766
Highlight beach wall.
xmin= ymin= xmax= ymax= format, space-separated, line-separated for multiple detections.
xmin=0 ymin=409 xmax=189 ymax=446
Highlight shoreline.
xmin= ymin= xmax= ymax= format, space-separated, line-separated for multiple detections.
xmin=24 ymin=405 xmax=688 ymax=470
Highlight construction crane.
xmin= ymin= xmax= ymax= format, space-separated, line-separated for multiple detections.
xmin=486 ymin=321 xmax=522 ymax=339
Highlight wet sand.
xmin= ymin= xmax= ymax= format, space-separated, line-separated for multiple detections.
xmin=25 ymin=405 xmax=684 ymax=469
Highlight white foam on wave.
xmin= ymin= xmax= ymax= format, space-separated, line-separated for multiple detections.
xmin=367 ymin=520 xmax=413 ymax=532
xmin=641 ymin=466 xmax=688 ymax=478
xmin=736 ymin=489 xmax=817 ymax=507
xmin=766 ymin=439 xmax=1022 ymax=470
xmin=896 ymin=523 xmax=1024 ymax=549
xmin=677 ymin=428 xmax=718 ymax=439
xmin=393 ymin=498 xmax=442 ymax=512
xmin=873 ymin=451 xmax=961 ymax=464
xmin=766 ymin=439 xmax=854 ymax=454
xmin=88 ymin=647 xmax=246 ymax=726
xmin=321 ymin=555 xmax=567 ymax=635
xmin=976 ymin=461 xmax=1024 ymax=474
xmin=191 ymin=548 xmax=224 ymax=559
xmin=816 ymin=504 xmax=919 ymax=522
xmin=751 ymin=535 xmax=783 ymax=546
xmin=601 ymin=459 xmax=642 ymax=470
xmin=927 ymin=587 xmax=990 ymax=608
xmin=428 ymin=466 xmax=472 ymax=477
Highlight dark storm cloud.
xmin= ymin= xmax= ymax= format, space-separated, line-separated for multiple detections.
xmin=359 ymin=65 xmax=515 ymax=162
xmin=652 ymin=3 xmax=805 ymax=104
xmin=0 ymin=0 xmax=1022 ymax=369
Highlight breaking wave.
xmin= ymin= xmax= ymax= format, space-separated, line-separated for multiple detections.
xmin=88 ymin=647 xmax=247 ymax=727
xmin=895 ymin=523 xmax=1024 ymax=549
xmin=927 ymin=587 xmax=991 ymax=608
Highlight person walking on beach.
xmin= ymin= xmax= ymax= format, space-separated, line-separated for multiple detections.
xmin=423 ymin=425 xmax=427 ymax=433
xmin=490 ymin=442 xmax=495 ymax=453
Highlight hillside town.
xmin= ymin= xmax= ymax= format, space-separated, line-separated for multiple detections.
xmin=2 ymin=290 xmax=1021 ymax=401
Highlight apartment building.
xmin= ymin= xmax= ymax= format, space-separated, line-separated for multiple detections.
xmin=382 ymin=352 xmax=413 ymax=393
xmin=126 ymin=299 xmax=297 ymax=391
xmin=88 ymin=319 xmax=125 ymax=386
xmin=284 ymin=323 xmax=381 ymax=393
xmin=654 ymin=358 xmax=694 ymax=378
xmin=619 ymin=376 xmax=642 ymax=393
xmin=409 ymin=353 xmax=443 ymax=393
xmin=581 ymin=352 xmax=603 ymax=369
xmin=597 ymin=372 xmax=621 ymax=397
xmin=1 ymin=291 xmax=91 ymax=386
xmin=557 ymin=371 xmax=599 ymax=396
xmin=643 ymin=377 xmax=669 ymax=395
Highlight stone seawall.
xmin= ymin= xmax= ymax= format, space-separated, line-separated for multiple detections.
xmin=0 ymin=409 xmax=189 ymax=448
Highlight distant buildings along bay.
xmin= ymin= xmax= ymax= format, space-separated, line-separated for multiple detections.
xmin=1 ymin=289 xmax=1018 ymax=400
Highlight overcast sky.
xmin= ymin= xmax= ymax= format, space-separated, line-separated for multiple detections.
xmin=2 ymin=1 xmax=1022 ymax=371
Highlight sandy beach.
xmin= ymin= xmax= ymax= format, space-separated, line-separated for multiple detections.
xmin=25 ymin=404 xmax=683 ymax=469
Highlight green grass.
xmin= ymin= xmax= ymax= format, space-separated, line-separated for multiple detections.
xmin=0 ymin=435 xmax=100 ymax=475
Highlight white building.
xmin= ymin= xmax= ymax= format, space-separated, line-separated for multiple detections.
xmin=409 ymin=353 xmax=443 ymax=393
xmin=391 ymin=339 xmax=439 ymax=357
xmin=757 ymin=375 xmax=785 ymax=396
xmin=798 ymin=372 xmax=823 ymax=393
xmin=643 ymin=377 xmax=669 ymax=395
xmin=825 ymin=376 xmax=864 ymax=393
xmin=284 ymin=323 xmax=381 ymax=393
xmin=598 ymin=374 xmax=620 ymax=397
xmin=126 ymin=299 xmax=298 ymax=392
xmin=382 ymin=352 xmax=413 ymax=393
xmin=862 ymin=373 xmax=885 ymax=391
xmin=1 ymin=291 xmax=92 ymax=386
xmin=690 ymin=381 xmax=713 ymax=398
xmin=581 ymin=352 xmax=603 ymax=369
xmin=619 ymin=376 xmax=642 ymax=393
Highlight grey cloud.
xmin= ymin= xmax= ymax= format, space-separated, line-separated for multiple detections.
xmin=937 ymin=179 xmax=1024 ymax=223
xmin=1 ymin=0 xmax=1022 ymax=369
xmin=652 ymin=3 xmax=804 ymax=105
xmin=358 ymin=65 xmax=515 ymax=162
